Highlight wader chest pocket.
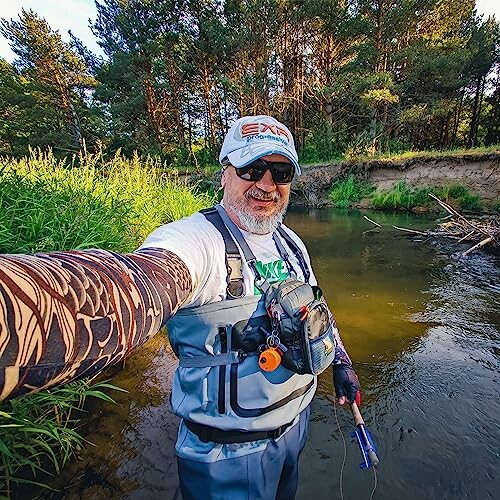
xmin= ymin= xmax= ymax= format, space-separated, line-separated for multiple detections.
xmin=231 ymin=315 xmax=270 ymax=353
xmin=265 ymin=279 xmax=336 ymax=375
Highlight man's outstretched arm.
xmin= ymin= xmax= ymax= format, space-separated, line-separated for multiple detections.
xmin=0 ymin=248 xmax=192 ymax=402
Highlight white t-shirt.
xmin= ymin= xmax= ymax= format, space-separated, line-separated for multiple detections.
xmin=138 ymin=210 xmax=317 ymax=308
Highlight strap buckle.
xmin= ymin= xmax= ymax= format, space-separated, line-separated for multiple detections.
xmin=269 ymin=427 xmax=282 ymax=439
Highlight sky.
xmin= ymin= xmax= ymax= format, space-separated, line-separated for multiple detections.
xmin=0 ymin=0 xmax=499 ymax=63
xmin=0 ymin=0 xmax=103 ymax=61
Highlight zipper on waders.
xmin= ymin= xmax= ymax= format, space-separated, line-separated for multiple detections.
xmin=218 ymin=326 xmax=227 ymax=414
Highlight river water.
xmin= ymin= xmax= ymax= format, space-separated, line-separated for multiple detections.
xmin=40 ymin=208 xmax=499 ymax=500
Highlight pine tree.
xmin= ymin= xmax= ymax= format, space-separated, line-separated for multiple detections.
xmin=0 ymin=9 xmax=97 ymax=152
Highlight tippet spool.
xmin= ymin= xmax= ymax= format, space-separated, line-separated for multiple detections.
xmin=258 ymin=348 xmax=281 ymax=372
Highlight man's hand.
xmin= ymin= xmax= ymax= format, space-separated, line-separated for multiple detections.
xmin=333 ymin=364 xmax=362 ymax=406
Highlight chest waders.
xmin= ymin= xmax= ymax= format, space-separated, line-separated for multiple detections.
xmin=167 ymin=205 xmax=331 ymax=442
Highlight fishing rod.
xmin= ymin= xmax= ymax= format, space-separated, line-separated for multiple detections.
xmin=350 ymin=401 xmax=379 ymax=469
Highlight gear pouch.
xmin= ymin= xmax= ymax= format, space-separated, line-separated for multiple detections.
xmin=264 ymin=278 xmax=336 ymax=375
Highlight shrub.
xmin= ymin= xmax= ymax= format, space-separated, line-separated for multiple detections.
xmin=370 ymin=182 xmax=483 ymax=212
xmin=440 ymin=184 xmax=468 ymax=200
xmin=300 ymin=120 xmax=346 ymax=164
xmin=458 ymin=193 xmax=482 ymax=212
xmin=436 ymin=184 xmax=482 ymax=213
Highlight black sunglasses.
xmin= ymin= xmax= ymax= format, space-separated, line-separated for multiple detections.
xmin=231 ymin=159 xmax=295 ymax=185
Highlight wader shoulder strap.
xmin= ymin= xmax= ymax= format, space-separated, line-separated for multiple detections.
xmin=213 ymin=205 xmax=269 ymax=292
xmin=214 ymin=205 xmax=256 ymax=263
xmin=277 ymin=226 xmax=311 ymax=283
xmin=201 ymin=207 xmax=244 ymax=299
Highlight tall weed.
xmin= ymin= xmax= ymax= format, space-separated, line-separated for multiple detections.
xmin=0 ymin=150 xmax=213 ymax=253
xmin=0 ymin=150 xmax=213 ymax=495
xmin=370 ymin=182 xmax=483 ymax=212
xmin=0 ymin=381 xmax=126 ymax=497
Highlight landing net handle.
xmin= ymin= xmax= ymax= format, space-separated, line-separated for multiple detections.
xmin=351 ymin=402 xmax=380 ymax=468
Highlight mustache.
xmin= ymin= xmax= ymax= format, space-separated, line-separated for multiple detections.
xmin=245 ymin=188 xmax=281 ymax=202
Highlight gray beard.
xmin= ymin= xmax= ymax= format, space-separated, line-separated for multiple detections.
xmin=226 ymin=200 xmax=288 ymax=235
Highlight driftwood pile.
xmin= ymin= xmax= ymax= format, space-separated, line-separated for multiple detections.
xmin=365 ymin=193 xmax=499 ymax=257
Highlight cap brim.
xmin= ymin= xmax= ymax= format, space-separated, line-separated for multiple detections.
xmin=227 ymin=144 xmax=301 ymax=175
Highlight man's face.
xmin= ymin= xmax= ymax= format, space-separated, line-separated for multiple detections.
xmin=221 ymin=154 xmax=292 ymax=234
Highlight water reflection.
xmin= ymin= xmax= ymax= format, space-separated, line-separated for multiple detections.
xmin=292 ymin=208 xmax=499 ymax=500
xmin=44 ymin=336 xmax=181 ymax=500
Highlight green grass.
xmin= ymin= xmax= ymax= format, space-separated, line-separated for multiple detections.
xmin=298 ymin=144 xmax=500 ymax=167
xmin=456 ymin=193 xmax=482 ymax=212
xmin=0 ymin=150 xmax=213 ymax=253
xmin=0 ymin=150 xmax=214 ymax=495
xmin=328 ymin=175 xmax=374 ymax=208
xmin=370 ymin=182 xmax=482 ymax=212
xmin=435 ymin=183 xmax=482 ymax=211
xmin=327 ymin=175 xmax=485 ymax=213
xmin=0 ymin=380 xmax=127 ymax=497
xmin=341 ymin=144 xmax=500 ymax=163
xmin=370 ymin=182 xmax=433 ymax=210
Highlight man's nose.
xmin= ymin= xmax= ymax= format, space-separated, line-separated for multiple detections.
xmin=255 ymin=169 xmax=276 ymax=191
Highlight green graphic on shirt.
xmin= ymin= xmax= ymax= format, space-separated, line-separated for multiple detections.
xmin=253 ymin=258 xmax=289 ymax=294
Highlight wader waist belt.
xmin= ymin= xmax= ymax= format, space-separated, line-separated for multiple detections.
xmin=184 ymin=419 xmax=295 ymax=444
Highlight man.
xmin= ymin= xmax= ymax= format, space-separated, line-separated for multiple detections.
xmin=0 ymin=115 xmax=360 ymax=499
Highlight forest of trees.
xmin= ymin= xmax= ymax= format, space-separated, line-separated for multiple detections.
xmin=0 ymin=0 xmax=499 ymax=164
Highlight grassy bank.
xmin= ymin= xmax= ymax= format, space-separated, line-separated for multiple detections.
xmin=328 ymin=177 xmax=486 ymax=212
xmin=0 ymin=151 xmax=213 ymax=496
xmin=302 ymin=144 xmax=500 ymax=166
xmin=353 ymin=144 xmax=500 ymax=162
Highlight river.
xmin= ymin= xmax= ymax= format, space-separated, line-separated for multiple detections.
xmin=39 ymin=208 xmax=499 ymax=500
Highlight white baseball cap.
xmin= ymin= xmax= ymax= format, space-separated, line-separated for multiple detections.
xmin=219 ymin=115 xmax=301 ymax=175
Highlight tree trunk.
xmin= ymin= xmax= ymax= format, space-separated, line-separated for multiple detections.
xmin=452 ymin=91 xmax=465 ymax=146
xmin=186 ymin=95 xmax=193 ymax=154
xmin=213 ymin=81 xmax=225 ymax=147
xmin=370 ymin=108 xmax=378 ymax=154
xmin=202 ymin=62 xmax=216 ymax=149
xmin=54 ymin=71 xmax=82 ymax=150
xmin=468 ymin=75 xmax=483 ymax=147
xmin=143 ymin=77 xmax=165 ymax=152
xmin=167 ymin=59 xmax=185 ymax=151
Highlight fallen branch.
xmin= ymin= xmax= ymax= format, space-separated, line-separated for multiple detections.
xmin=428 ymin=193 xmax=493 ymax=240
xmin=390 ymin=194 xmax=498 ymax=256
xmin=363 ymin=215 xmax=381 ymax=227
xmin=461 ymin=236 xmax=494 ymax=257
xmin=392 ymin=225 xmax=428 ymax=236
xmin=457 ymin=230 xmax=476 ymax=243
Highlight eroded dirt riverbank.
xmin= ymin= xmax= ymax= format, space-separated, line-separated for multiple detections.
xmin=293 ymin=152 xmax=500 ymax=208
